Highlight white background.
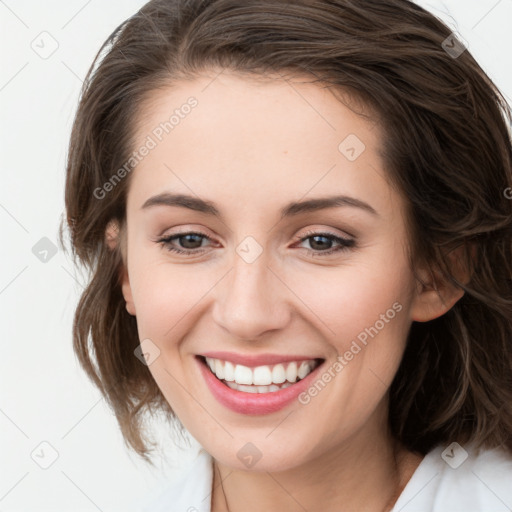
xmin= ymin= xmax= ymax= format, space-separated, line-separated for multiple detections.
xmin=1 ymin=1 xmax=511 ymax=510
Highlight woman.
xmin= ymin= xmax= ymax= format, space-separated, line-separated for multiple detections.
xmin=61 ymin=0 xmax=512 ymax=510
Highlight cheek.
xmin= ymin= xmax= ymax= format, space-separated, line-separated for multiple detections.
xmin=130 ymin=265 xmax=207 ymax=335
xmin=290 ymin=260 xmax=412 ymax=346
xmin=287 ymin=267 xmax=413 ymax=430
xmin=285 ymin=253 xmax=415 ymax=404
xmin=128 ymin=248 xmax=230 ymax=354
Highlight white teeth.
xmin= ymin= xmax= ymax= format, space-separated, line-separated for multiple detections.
xmin=204 ymin=356 xmax=320 ymax=389
xmin=253 ymin=365 xmax=272 ymax=386
xmin=224 ymin=361 xmax=235 ymax=381
xmin=234 ymin=364 xmax=253 ymax=385
xmin=236 ymin=383 xmax=258 ymax=393
xmin=206 ymin=358 xmax=215 ymax=372
xmin=286 ymin=361 xmax=298 ymax=383
xmin=214 ymin=359 xmax=225 ymax=380
xmin=271 ymin=364 xmax=287 ymax=384
xmin=225 ymin=381 xmax=293 ymax=393
xmin=298 ymin=361 xmax=312 ymax=380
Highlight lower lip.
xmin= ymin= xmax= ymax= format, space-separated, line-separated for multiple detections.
xmin=196 ymin=356 xmax=325 ymax=415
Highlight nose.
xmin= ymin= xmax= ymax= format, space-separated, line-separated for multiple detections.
xmin=211 ymin=252 xmax=292 ymax=340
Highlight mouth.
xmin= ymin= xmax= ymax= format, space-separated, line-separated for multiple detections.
xmin=195 ymin=353 xmax=326 ymax=414
xmin=197 ymin=355 xmax=325 ymax=394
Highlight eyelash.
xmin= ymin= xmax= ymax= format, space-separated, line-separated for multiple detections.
xmin=156 ymin=229 xmax=355 ymax=257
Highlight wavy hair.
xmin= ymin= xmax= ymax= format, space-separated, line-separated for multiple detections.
xmin=60 ymin=0 xmax=512 ymax=462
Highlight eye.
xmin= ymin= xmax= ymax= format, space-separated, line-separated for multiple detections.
xmin=294 ymin=230 xmax=355 ymax=256
xmin=157 ymin=231 xmax=214 ymax=255
xmin=156 ymin=229 xmax=355 ymax=257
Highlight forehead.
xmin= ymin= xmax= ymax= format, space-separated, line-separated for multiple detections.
xmin=127 ymin=71 xmax=397 ymax=220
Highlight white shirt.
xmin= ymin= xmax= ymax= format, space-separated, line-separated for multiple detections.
xmin=142 ymin=443 xmax=512 ymax=511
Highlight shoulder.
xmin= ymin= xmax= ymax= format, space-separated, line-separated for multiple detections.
xmin=392 ymin=442 xmax=512 ymax=512
xmin=141 ymin=447 xmax=214 ymax=512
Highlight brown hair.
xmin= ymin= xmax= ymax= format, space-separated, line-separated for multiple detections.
xmin=60 ymin=0 xmax=512 ymax=462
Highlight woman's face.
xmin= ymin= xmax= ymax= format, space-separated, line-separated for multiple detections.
xmin=120 ymin=71 xmax=425 ymax=472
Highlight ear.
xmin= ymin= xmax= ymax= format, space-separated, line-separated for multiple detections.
xmin=121 ymin=267 xmax=136 ymax=316
xmin=105 ymin=219 xmax=120 ymax=250
xmin=410 ymin=245 xmax=470 ymax=322
xmin=105 ymin=219 xmax=136 ymax=316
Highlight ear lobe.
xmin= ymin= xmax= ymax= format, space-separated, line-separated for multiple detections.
xmin=410 ymin=285 xmax=464 ymax=322
xmin=105 ymin=218 xmax=135 ymax=316
xmin=410 ymin=246 xmax=469 ymax=323
xmin=121 ymin=266 xmax=136 ymax=316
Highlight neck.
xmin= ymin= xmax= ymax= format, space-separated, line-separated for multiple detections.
xmin=211 ymin=417 xmax=423 ymax=512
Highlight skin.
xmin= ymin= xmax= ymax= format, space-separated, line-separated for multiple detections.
xmin=114 ymin=70 xmax=464 ymax=511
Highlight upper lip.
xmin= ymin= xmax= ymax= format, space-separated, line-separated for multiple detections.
xmin=199 ymin=351 xmax=324 ymax=368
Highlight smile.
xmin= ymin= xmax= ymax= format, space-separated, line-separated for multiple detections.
xmin=204 ymin=356 xmax=321 ymax=393
xmin=196 ymin=355 xmax=326 ymax=414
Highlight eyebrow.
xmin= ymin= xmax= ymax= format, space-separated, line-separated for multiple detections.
xmin=141 ymin=192 xmax=378 ymax=218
